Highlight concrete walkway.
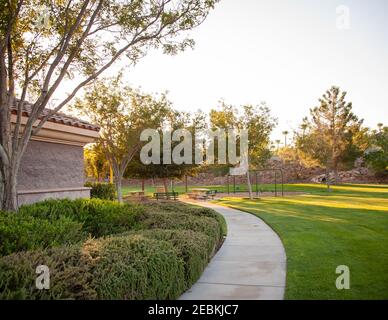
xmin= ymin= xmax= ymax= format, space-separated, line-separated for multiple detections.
xmin=180 ymin=202 xmax=287 ymax=300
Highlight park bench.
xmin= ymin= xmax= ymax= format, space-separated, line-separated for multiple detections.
xmin=153 ymin=192 xmax=179 ymax=201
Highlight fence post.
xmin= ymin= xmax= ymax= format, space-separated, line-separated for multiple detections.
xmin=280 ymin=169 xmax=284 ymax=197
xmin=256 ymin=172 xmax=259 ymax=197
xmin=274 ymin=170 xmax=277 ymax=197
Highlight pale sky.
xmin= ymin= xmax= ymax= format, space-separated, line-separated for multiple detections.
xmin=64 ymin=0 xmax=388 ymax=144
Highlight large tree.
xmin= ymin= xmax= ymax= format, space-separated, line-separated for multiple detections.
xmin=0 ymin=0 xmax=218 ymax=210
xmin=73 ymin=77 xmax=172 ymax=202
xmin=296 ymin=86 xmax=363 ymax=185
xmin=210 ymin=101 xmax=276 ymax=199
xmin=125 ymin=109 xmax=205 ymax=192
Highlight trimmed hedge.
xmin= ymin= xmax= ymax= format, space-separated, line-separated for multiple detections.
xmin=0 ymin=235 xmax=186 ymax=300
xmin=0 ymin=199 xmax=142 ymax=256
xmin=141 ymin=202 xmax=227 ymax=237
xmin=93 ymin=235 xmax=185 ymax=299
xmin=19 ymin=198 xmax=143 ymax=238
xmin=85 ymin=182 xmax=116 ymax=200
xmin=0 ymin=244 xmax=95 ymax=300
xmin=138 ymin=211 xmax=222 ymax=254
xmin=73 ymin=199 xmax=143 ymax=237
xmin=0 ymin=212 xmax=84 ymax=257
xmin=0 ymin=200 xmax=226 ymax=300
xmin=123 ymin=229 xmax=211 ymax=287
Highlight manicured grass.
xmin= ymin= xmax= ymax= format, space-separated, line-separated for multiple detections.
xmin=215 ymin=183 xmax=388 ymax=300
xmin=122 ymin=182 xmax=351 ymax=196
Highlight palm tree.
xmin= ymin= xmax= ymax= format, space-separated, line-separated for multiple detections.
xmin=275 ymin=140 xmax=281 ymax=150
xmin=282 ymin=131 xmax=289 ymax=147
xmin=377 ymin=123 xmax=384 ymax=132
xmin=300 ymin=123 xmax=308 ymax=137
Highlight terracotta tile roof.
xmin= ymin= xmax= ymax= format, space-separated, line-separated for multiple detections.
xmin=11 ymin=101 xmax=100 ymax=132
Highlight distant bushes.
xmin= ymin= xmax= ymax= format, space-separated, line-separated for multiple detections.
xmin=85 ymin=182 xmax=116 ymax=200
xmin=0 ymin=199 xmax=226 ymax=300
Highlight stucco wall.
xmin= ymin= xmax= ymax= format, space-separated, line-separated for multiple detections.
xmin=18 ymin=188 xmax=91 ymax=205
xmin=17 ymin=140 xmax=85 ymax=190
xmin=16 ymin=140 xmax=90 ymax=205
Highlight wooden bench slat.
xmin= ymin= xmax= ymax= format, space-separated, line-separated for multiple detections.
xmin=153 ymin=192 xmax=179 ymax=201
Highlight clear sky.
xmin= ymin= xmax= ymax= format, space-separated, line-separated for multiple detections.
xmin=59 ymin=0 xmax=388 ymax=144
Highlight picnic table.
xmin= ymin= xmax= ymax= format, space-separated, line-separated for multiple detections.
xmin=187 ymin=188 xmax=217 ymax=200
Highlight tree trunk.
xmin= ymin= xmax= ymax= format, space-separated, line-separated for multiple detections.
xmin=332 ymin=158 xmax=339 ymax=185
xmin=0 ymin=125 xmax=31 ymax=211
xmin=1 ymin=167 xmax=18 ymax=211
xmin=246 ymin=171 xmax=253 ymax=200
xmin=325 ymin=162 xmax=332 ymax=192
xmin=162 ymin=178 xmax=169 ymax=193
xmin=109 ymin=166 xmax=114 ymax=184
xmin=115 ymin=175 xmax=123 ymax=203
xmin=141 ymin=179 xmax=145 ymax=192
xmin=0 ymin=168 xmax=3 ymax=206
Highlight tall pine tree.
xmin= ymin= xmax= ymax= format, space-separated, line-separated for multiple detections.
xmin=297 ymin=86 xmax=363 ymax=186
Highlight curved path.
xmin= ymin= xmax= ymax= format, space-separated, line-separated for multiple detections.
xmin=180 ymin=201 xmax=287 ymax=300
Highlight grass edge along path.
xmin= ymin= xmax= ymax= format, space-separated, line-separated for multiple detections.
xmin=214 ymin=184 xmax=388 ymax=300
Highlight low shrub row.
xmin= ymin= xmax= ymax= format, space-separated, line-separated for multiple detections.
xmin=84 ymin=182 xmax=116 ymax=201
xmin=0 ymin=200 xmax=226 ymax=299
xmin=0 ymin=235 xmax=186 ymax=300
xmin=138 ymin=211 xmax=222 ymax=255
xmin=126 ymin=229 xmax=211 ymax=287
xmin=141 ymin=202 xmax=227 ymax=238
xmin=0 ymin=212 xmax=84 ymax=257
xmin=0 ymin=199 xmax=142 ymax=256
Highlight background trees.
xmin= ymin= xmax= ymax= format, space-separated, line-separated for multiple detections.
xmin=84 ymin=142 xmax=110 ymax=182
xmin=125 ymin=110 xmax=204 ymax=192
xmin=0 ymin=0 xmax=218 ymax=210
xmin=365 ymin=125 xmax=388 ymax=177
xmin=209 ymin=101 xmax=277 ymax=198
xmin=80 ymin=82 xmax=386 ymax=197
xmin=73 ymin=77 xmax=172 ymax=202
xmin=295 ymin=86 xmax=364 ymax=185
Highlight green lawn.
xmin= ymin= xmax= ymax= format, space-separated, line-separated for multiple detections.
xmin=214 ymin=183 xmax=388 ymax=300
xmin=122 ymin=182 xmax=343 ymax=196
